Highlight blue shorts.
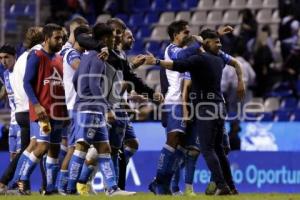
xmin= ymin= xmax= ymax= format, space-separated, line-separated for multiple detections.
xmin=67 ymin=110 xmax=76 ymax=147
xmin=61 ymin=123 xmax=68 ymax=139
xmin=109 ymin=110 xmax=136 ymax=149
xmin=184 ymin=122 xmax=200 ymax=151
xmin=8 ymin=124 xmax=21 ymax=153
xmin=164 ymin=104 xmax=186 ymax=134
xmin=74 ymin=111 xmax=108 ymax=145
xmin=30 ymin=120 xmax=64 ymax=144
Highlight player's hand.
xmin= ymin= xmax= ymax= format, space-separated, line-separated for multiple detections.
xmin=236 ymin=81 xmax=246 ymax=101
xmin=144 ymin=52 xmax=156 ymax=65
xmin=131 ymin=54 xmax=146 ymax=69
xmin=105 ymin=110 xmax=116 ymax=124
xmin=33 ymin=103 xmax=48 ymax=122
xmin=97 ymin=47 xmax=109 ymax=61
xmin=192 ymin=35 xmax=203 ymax=44
xmin=128 ymin=90 xmax=148 ymax=103
xmin=153 ymin=92 xmax=164 ymax=104
xmin=218 ymin=25 xmax=234 ymax=36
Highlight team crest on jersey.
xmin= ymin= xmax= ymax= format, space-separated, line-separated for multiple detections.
xmin=87 ymin=128 xmax=96 ymax=139
xmin=43 ymin=67 xmax=64 ymax=86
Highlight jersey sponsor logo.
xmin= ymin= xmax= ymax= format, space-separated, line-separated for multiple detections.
xmin=87 ymin=128 xmax=96 ymax=139
xmin=43 ymin=67 xmax=64 ymax=86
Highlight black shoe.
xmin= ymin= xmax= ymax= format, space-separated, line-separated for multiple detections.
xmin=17 ymin=181 xmax=31 ymax=195
xmin=230 ymin=188 xmax=239 ymax=195
xmin=214 ymin=186 xmax=231 ymax=195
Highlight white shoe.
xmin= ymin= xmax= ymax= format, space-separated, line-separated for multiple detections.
xmin=108 ymin=188 xmax=136 ymax=196
xmin=172 ymin=190 xmax=183 ymax=196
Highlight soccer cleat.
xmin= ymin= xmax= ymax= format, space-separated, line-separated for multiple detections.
xmin=107 ymin=187 xmax=136 ymax=196
xmin=205 ymin=181 xmax=217 ymax=195
xmin=184 ymin=188 xmax=196 ymax=196
xmin=230 ymin=188 xmax=239 ymax=195
xmin=214 ymin=186 xmax=231 ymax=195
xmin=172 ymin=190 xmax=183 ymax=196
xmin=16 ymin=181 xmax=31 ymax=195
xmin=0 ymin=185 xmax=7 ymax=195
xmin=148 ymin=179 xmax=172 ymax=195
xmin=87 ymin=182 xmax=97 ymax=195
xmin=76 ymin=183 xmax=89 ymax=196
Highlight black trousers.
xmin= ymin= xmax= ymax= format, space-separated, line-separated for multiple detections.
xmin=0 ymin=112 xmax=30 ymax=185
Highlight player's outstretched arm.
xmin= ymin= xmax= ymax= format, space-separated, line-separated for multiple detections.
xmin=228 ymin=58 xmax=246 ymax=101
xmin=144 ymin=53 xmax=174 ymax=70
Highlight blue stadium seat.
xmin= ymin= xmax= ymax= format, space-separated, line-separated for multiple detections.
xmin=132 ymin=0 xmax=151 ymax=12
xmin=260 ymin=112 xmax=274 ymax=121
xmin=145 ymin=41 xmax=161 ymax=56
xmin=130 ymin=40 xmax=144 ymax=54
xmin=244 ymin=112 xmax=262 ymax=122
xmin=136 ymin=26 xmax=151 ymax=39
xmin=168 ymin=0 xmax=183 ymax=11
xmin=280 ymin=97 xmax=298 ymax=111
xmin=183 ymin=0 xmax=199 ymax=9
xmin=144 ymin=12 xmax=160 ymax=25
xmin=24 ymin=4 xmax=35 ymax=17
xmin=151 ymin=0 xmax=168 ymax=12
xmin=129 ymin=13 xmax=144 ymax=28
xmin=291 ymin=109 xmax=300 ymax=121
xmin=274 ymin=110 xmax=290 ymax=121
xmin=5 ymin=20 xmax=17 ymax=32
xmin=115 ymin=13 xmax=129 ymax=24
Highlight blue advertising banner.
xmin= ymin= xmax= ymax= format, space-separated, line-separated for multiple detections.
xmin=0 ymin=151 xmax=300 ymax=193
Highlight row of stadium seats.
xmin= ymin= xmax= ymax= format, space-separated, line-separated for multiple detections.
xmin=243 ymin=110 xmax=300 ymax=121
xmin=5 ymin=3 xmax=35 ymax=18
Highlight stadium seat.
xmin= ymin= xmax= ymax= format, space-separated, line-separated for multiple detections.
xmin=146 ymin=69 xmax=161 ymax=88
xmin=145 ymin=41 xmax=161 ymax=56
xmin=96 ymin=14 xmax=111 ymax=23
xmin=144 ymin=12 xmax=159 ymax=25
xmin=168 ymin=0 xmax=183 ymax=11
xmin=190 ymin=26 xmax=200 ymax=35
xmin=24 ymin=4 xmax=35 ymax=17
xmin=230 ymin=0 xmax=247 ymax=9
xmin=264 ymin=97 xmax=280 ymax=112
xmin=256 ymin=9 xmax=273 ymax=24
xmin=132 ymin=0 xmax=151 ymax=12
xmin=115 ymin=13 xmax=129 ymax=24
xmin=263 ymin=0 xmax=278 ymax=9
xmin=223 ymin=10 xmax=241 ymax=25
xmin=151 ymin=0 xmax=168 ymax=12
xmin=274 ymin=110 xmax=290 ymax=121
xmin=244 ymin=97 xmax=264 ymax=113
xmin=5 ymin=20 xmax=17 ymax=32
xmin=272 ymin=10 xmax=280 ymax=23
xmin=244 ymin=112 xmax=262 ymax=122
xmin=206 ymin=11 xmax=223 ymax=25
xmin=191 ymin=11 xmax=207 ymax=26
xmin=214 ymin=0 xmax=230 ymax=10
xmin=260 ymin=112 xmax=274 ymax=121
xmin=270 ymin=24 xmax=279 ymax=39
xmin=136 ymin=26 xmax=151 ymax=39
xmin=130 ymin=39 xmax=144 ymax=54
xmin=183 ymin=0 xmax=199 ymax=9
xmin=158 ymin=12 xmax=175 ymax=25
xmin=290 ymin=109 xmax=300 ymax=121
xmin=247 ymin=0 xmax=263 ymax=9
xmin=200 ymin=25 xmax=216 ymax=31
xmin=280 ymin=97 xmax=298 ymax=111
xmin=196 ymin=0 xmax=214 ymax=11
xmin=149 ymin=26 xmax=168 ymax=41
xmin=129 ymin=13 xmax=144 ymax=27
xmin=175 ymin=11 xmax=191 ymax=21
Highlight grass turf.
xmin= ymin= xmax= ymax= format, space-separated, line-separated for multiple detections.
xmin=3 ymin=193 xmax=300 ymax=200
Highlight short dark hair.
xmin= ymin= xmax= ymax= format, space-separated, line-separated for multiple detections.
xmin=106 ymin=18 xmax=127 ymax=30
xmin=93 ymin=23 xmax=114 ymax=41
xmin=0 ymin=44 xmax=16 ymax=56
xmin=43 ymin=23 xmax=62 ymax=39
xmin=74 ymin=26 xmax=91 ymax=41
xmin=69 ymin=16 xmax=88 ymax=27
xmin=167 ymin=20 xmax=188 ymax=41
xmin=200 ymin=29 xmax=220 ymax=40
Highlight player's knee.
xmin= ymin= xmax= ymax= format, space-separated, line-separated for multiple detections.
xmin=76 ymin=141 xmax=89 ymax=152
xmin=86 ymin=146 xmax=98 ymax=161
xmin=96 ymin=142 xmax=111 ymax=154
xmin=125 ymin=139 xmax=139 ymax=150
xmin=187 ymin=149 xmax=200 ymax=157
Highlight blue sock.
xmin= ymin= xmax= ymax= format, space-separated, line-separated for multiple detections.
xmin=185 ymin=151 xmax=198 ymax=185
xmin=59 ymin=145 xmax=67 ymax=165
xmin=67 ymin=150 xmax=86 ymax=193
xmin=111 ymin=154 xmax=119 ymax=184
xmin=45 ymin=156 xmax=60 ymax=192
xmin=156 ymin=145 xmax=176 ymax=187
xmin=57 ymin=170 xmax=68 ymax=192
xmin=171 ymin=167 xmax=181 ymax=193
xmin=124 ymin=146 xmax=136 ymax=164
xmin=78 ymin=162 xmax=95 ymax=184
xmin=98 ymin=154 xmax=117 ymax=191
xmin=20 ymin=152 xmax=40 ymax=181
xmin=9 ymin=150 xmax=31 ymax=187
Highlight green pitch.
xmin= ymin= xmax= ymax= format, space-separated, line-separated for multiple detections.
xmin=3 ymin=193 xmax=300 ymax=200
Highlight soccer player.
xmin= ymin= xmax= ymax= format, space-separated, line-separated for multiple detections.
xmin=57 ymin=25 xmax=91 ymax=194
xmin=67 ymin=22 xmax=134 ymax=196
xmin=18 ymin=23 xmax=67 ymax=195
xmin=144 ymin=29 xmax=245 ymax=195
xmin=148 ymin=20 xmax=202 ymax=195
xmin=0 ymin=45 xmax=21 ymax=161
